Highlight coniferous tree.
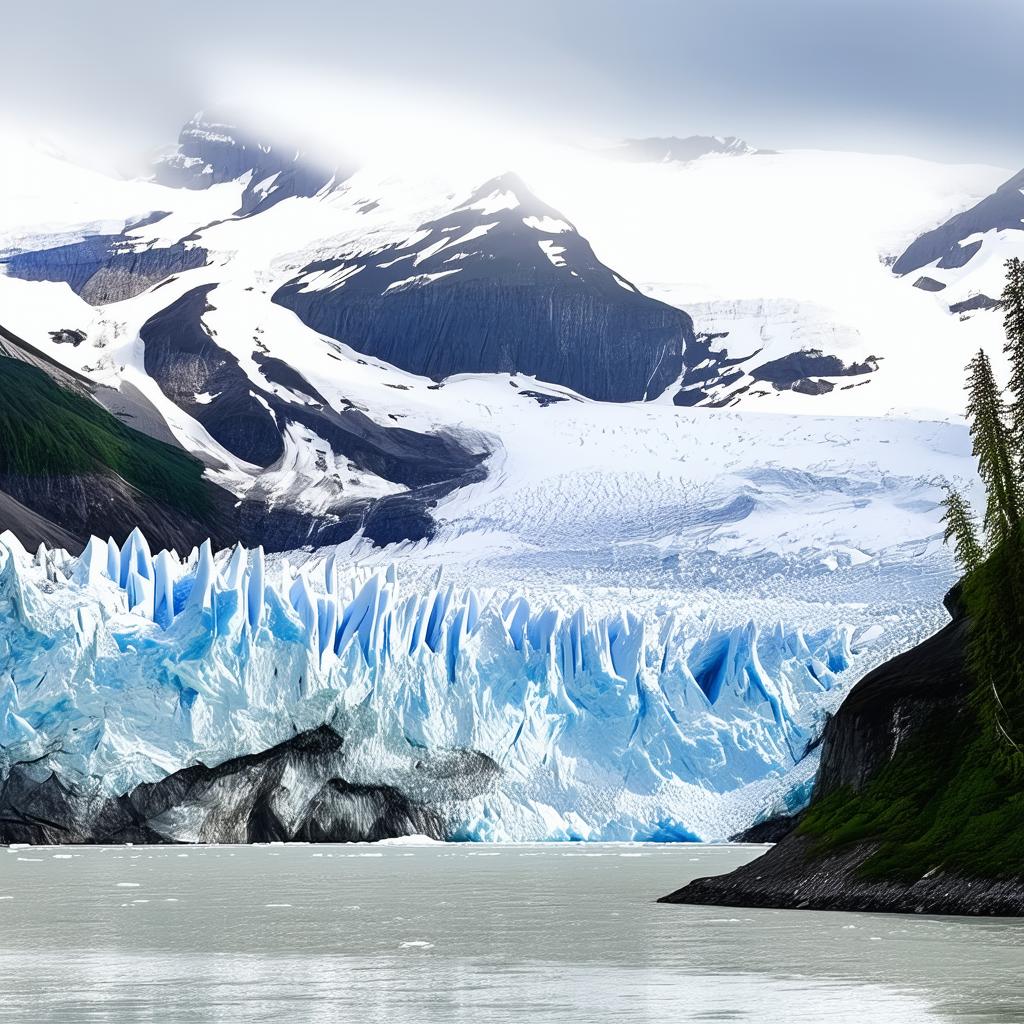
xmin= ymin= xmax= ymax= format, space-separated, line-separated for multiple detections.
xmin=941 ymin=488 xmax=984 ymax=573
xmin=965 ymin=348 xmax=1021 ymax=549
xmin=1002 ymin=257 xmax=1024 ymax=451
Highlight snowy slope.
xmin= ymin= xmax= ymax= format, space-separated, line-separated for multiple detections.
xmin=0 ymin=121 xmax=993 ymax=837
xmin=0 ymin=122 xmax=991 ymax=584
xmin=0 ymin=122 xmax=1009 ymax=427
xmin=891 ymin=165 xmax=1024 ymax=322
xmin=510 ymin=146 xmax=1008 ymax=417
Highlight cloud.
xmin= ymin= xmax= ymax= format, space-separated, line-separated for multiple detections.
xmin=5 ymin=0 xmax=1023 ymax=171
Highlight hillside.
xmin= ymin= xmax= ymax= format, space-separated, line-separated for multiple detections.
xmin=0 ymin=327 xmax=237 ymax=552
xmin=661 ymin=580 xmax=1024 ymax=914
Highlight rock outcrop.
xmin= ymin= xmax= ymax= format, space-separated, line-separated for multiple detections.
xmin=0 ymin=725 xmax=499 ymax=845
xmin=661 ymin=589 xmax=1024 ymax=916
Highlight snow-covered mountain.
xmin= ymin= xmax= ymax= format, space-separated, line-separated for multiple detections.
xmin=893 ymin=164 xmax=1024 ymax=316
xmin=154 ymin=113 xmax=338 ymax=216
xmin=273 ymin=171 xmax=695 ymax=402
xmin=0 ymin=113 xmax=1004 ymax=838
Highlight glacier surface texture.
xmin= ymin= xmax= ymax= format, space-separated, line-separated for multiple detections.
xmin=0 ymin=528 xmax=885 ymax=841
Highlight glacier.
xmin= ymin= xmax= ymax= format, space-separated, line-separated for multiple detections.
xmin=0 ymin=526 xmax=877 ymax=842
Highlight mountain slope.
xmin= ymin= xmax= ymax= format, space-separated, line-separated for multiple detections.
xmin=0 ymin=118 xmax=1003 ymax=557
xmin=154 ymin=112 xmax=338 ymax=214
xmin=0 ymin=323 xmax=239 ymax=552
xmin=273 ymin=171 xmax=695 ymax=402
xmin=894 ymin=167 xmax=1024 ymax=280
xmin=890 ymin=165 xmax=1024 ymax=322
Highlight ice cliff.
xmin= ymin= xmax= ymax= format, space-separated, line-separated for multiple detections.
xmin=0 ymin=528 xmax=858 ymax=841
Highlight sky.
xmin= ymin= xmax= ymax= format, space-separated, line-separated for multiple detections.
xmin=6 ymin=0 xmax=1023 ymax=171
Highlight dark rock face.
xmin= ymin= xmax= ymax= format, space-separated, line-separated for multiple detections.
xmin=950 ymin=294 xmax=1001 ymax=315
xmin=667 ymin=834 xmax=1024 ymax=916
xmin=0 ymin=470 xmax=239 ymax=556
xmin=0 ymin=487 xmax=79 ymax=552
xmin=48 ymin=328 xmax=86 ymax=347
xmin=791 ymin=378 xmax=834 ymax=396
xmin=1 ymin=231 xmax=207 ymax=306
xmin=140 ymin=285 xmax=489 ymax=545
xmin=0 ymin=321 xmax=240 ymax=554
xmin=729 ymin=812 xmax=802 ymax=844
xmin=814 ymin=599 xmax=969 ymax=801
xmin=894 ymin=168 xmax=1024 ymax=277
xmin=672 ymin=331 xmax=746 ymax=407
xmin=519 ymin=390 xmax=570 ymax=407
xmin=0 ymin=725 xmax=500 ymax=845
xmin=674 ymin=335 xmax=878 ymax=407
xmin=660 ymin=591 xmax=1024 ymax=916
xmin=154 ymin=114 xmax=338 ymax=215
xmin=142 ymin=285 xmax=286 ymax=466
xmin=913 ymin=276 xmax=947 ymax=292
xmin=751 ymin=349 xmax=878 ymax=389
xmin=274 ymin=173 xmax=696 ymax=403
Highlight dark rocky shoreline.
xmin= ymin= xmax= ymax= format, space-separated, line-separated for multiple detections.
xmin=662 ymin=833 xmax=1024 ymax=916
xmin=661 ymin=588 xmax=1024 ymax=917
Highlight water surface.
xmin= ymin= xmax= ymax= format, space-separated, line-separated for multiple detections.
xmin=1 ymin=842 xmax=1022 ymax=1022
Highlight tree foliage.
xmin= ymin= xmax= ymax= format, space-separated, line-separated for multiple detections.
xmin=799 ymin=263 xmax=1024 ymax=882
xmin=1003 ymin=256 xmax=1024 ymax=450
xmin=946 ymin=264 xmax=1024 ymax=763
xmin=965 ymin=348 xmax=1020 ymax=548
xmin=941 ymin=488 xmax=982 ymax=574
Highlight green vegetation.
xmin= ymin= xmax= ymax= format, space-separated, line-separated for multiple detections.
xmin=801 ymin=258 xmax=1024 ymax=881
xmin=0 ymin=354 xmax=213 ymax=517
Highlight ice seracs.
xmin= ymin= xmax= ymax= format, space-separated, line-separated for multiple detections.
xmin=0 ymin=528 xmax=874 ymax=841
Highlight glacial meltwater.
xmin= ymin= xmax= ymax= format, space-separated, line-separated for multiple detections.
xmin=1 ymin=843 xmax=1022 ymax=1023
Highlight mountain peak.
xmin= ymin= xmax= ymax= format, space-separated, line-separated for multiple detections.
xmin=153 ymin=111 xmax=339 ymax=214
xmin=611 ymin=135 xmax=767 ymax=164
xmin=458 ymin=171 xmax=574 ymax=226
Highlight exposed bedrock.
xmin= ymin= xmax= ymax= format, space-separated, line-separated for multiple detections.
xmin=0 ymin=725 xmax=500 ymax=845
xmin=276 ymin=279 xmax=691 ymax=403
xmin=0 ymin=471 xmax=239 ymax=555
xmin=660 ymin=589 xmax=1024 ymax=916
xmin=894 ymin=167 xmax=1024 ymax=277
xmin=273 ymin=173 xmax=695 ymax=403
xmin=154 ymin=113 xmax=339 ymax=215
xmin=140 ymin=285 xmax=489 ymax=544
xmin=1 ymin=232 xmax=207 ymax=305
xmin=750 ymin=348 xmax=877 ymax=389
